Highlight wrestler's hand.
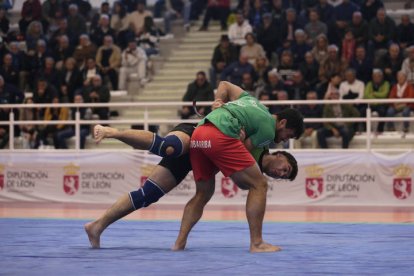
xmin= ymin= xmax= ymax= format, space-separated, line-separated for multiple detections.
xmin=212 ymin=99 xmax=224 ymax=110
xmin=239 ymin=128 xmax=246 ymax=141
xmin=94 ymin=124 xmax=116 ymax=144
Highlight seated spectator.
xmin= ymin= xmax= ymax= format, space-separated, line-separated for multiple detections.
xmin=137 ymin=16 xmax=163 ymax=57
xmin=241 ymin=72 xmax=259 ymax=96
xmin=291 ymin=29 xmax=312 ymax=65
xmin=199 ymin=0 xmax=230 ymax=31
xmin=286 ymin=71 xmax=310 ymax=100
xmin=240 ymin=33 xmax=266 ymax=65
xmin=0 ymin=7 xmax=10 ymax=38
xmin=19 ymin=0 xmax=42 ymax=37
xmin=254 ymin=55 xmax=272 ymax=86
xmin=58 ymin=57 xmax=82 ymax=102
xmin=295 ymin=90 xmax=323 ymax=148
xmin=256 ymin=12 xmax=280 ymax=60
xmin=25 ymin=20 xmax=46 ymax=51
xmin=401 ymin=46 xmax=414 ymax=84
xmin=316 ymin=0 xmax=335 ymax=25
xmin=73 ymin=34 xmax=97 ymax=68
xmin=53 ymin=35 xmax=74 ymax=69
xmin=180 ymin=71 xmax=214 ymax=119
xmin=377 ymin=43 xmax=403 ymax=84
xmin=317 ymin=72 xmax=342 ymax=100
xmin=259 ymin=68 xmax=285 ymax=99
xmin=210 ymin=35 xmax=238 ymax=89
xmin=37 ymin=57 xmax=60 ymax=89
xmin=33 ymin=78 xmax=58 ymax=105
xmin=90 ymin=14 xmax=116 ymax=47
xmin=277 ymin=50 xmax=297 ymax=85
xmin=23 ymin=39 xmax=51 ymax=90
xmin=368 ymin=8 xmax=396 ymax=53
xmin=54 ymin=93 xmax=91 ymax=149
xmin=49 ymin=18 xmax=75 ymax=51
xmin=269 ymin=0 xmax=284 ymax=25
xmin=247 ymin=0 xmax=269 ymax=31
xmin=37 ymin=97 xmax=69 ymax=148
xmin=361 ymin=0 xmax=384 ymax=23
xmin=220 ymin=53 xmax=256 ymax=86
xmin=396 ymin=14 xmax=414 ymax=51
xmin=0 ymin=75 xmax=24 ymax=104
xmin=119 ymin=39 xmax=148 ymax=89
xmin=317 ymin=89 xmax=359 ymax=148
xmin=318 ymin=44 xmax=347 ymax=83
xmin=90 ymin=2 xmax=111 ymax=31
xmin=271 ymin=90 xmax=289 ymax=114
xmin=42 ymin=0 xmax=64 ymax=33
xmin=364 ymin=68 xmax=390 ymax=135
xmin=280 ymin=8 xmax=303 ymax=44
xmin=81 ymin=58 xmax=102 ymax=87
xmin=331 ymin=0 xmax=359 ymax=44
xmin=128 ymin=1 xmax=153 ymax=37
xmin=311 ymin=34 xmax=329 ymax=65
xmin=19 ymin=97 xmax=39 ymax=149
xmin=8 ymin=42 xmax=27 ymax=91
xmin=299 ymin=51 xmax=320 ymax=89
xmin=228 ymin=11 xmax=253 ymax=49
xmin=163 ymin=0 xmax=191 ymax=35
xmin=111 ymin=1 xmax=130 ymax=50
xmin=67 ymin=4 xmax=87 ymax=41
xmin=0 ymin=53 xmax=19 ymax=87
xmin=304 ymin=9 xmax=327 ymax=45
xmin=96 ymin=36 xmax=121 ymax=90
xmin=349 ymin=11 xmax=369 ymax=46
xmin=341 ymin=29 xmax=356 ymax=64
xmin=350 ymin=45 xmax=373 ymax=83
xmin=339 ymin=68 xmax=365 ymax=100
xmin=386 ymin=71 xmax=414 ymax=136
xmin=82 ymin=75 xmax=110 ymax=120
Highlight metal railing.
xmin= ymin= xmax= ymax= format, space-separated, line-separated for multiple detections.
xmin=1 ymin=98 xmax=414 ymax=151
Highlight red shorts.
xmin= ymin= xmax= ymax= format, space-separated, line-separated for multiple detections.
xmin=190 ymin=123 xmax=256 ymax=181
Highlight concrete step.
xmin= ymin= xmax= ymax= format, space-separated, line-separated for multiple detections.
xmin=162 ymin=63 xmax=209 ymax=69
xmin=136 ymin=94 xmax=182 ymax=101
xmin=181 ymin=37 xmax=219 ymax=43
xmin=144 ymin=82 xmax=187 ymax=89
xmin=178 ymin=44 xmax=218 ymax=50
xmin=167 ymin=56 xmax=210 ymax=62
xmin=157 ymin=68 xmax=209 ymax=75
xmin=171 ymin=49 xmax=214 ymax=56
xmin=153 ymin=75 xmax=194 ymax=82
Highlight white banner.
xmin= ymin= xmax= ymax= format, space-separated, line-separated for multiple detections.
xmin=0 ymin=151 xmax=413 ymax=206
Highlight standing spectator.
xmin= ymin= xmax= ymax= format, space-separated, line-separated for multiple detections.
xmin=54 ymin=93 xmax=91 ymax=149
xmin=19 ymin=0 xmax=42 ymax=36
xmin=339 ymin=68 xmax=365 ymax=100
xmin=350 ymin=45 xmax=373 ymax=83
xmin=396 ymin=14 xmax=414 ymax=51
xmin=304 ymin=9 xmax=327 ymax=45
xmin=228 ymin=11 xmax=253 ymax=49
xmin=58 ymin=57 xmax=81 ymax=102
xmin=360 ymin=0 xmax=383 ymax=23
xmin=377 ymin=43 xmax=404 ymax=84
xmin=0 ymin=53 xmax=19 ymax=87
xmin=52 ymin=35 xmax=74 ymax=68
xmin=291 ymin=29 xmax=312 ymax=65
xmin=180 ymin=71 xmax=214 ymax=119
xmin=128 ymin=1 xmax=153 ymax=36
xmin=295 ymin=90 xmax=323 ymax=148
xmin=256 ymin=12 xmax=280 ymax=60
xmin=400 ymin=46 xmax=414 ymax=84
xmin=311 ymin=34 xmax=329 ymax=65
xmin=210 ymin=35 xmax=238 ymax=88
xmin=199 ymin=0 xmax=230 ymax=31
xmin=386 ymin=71 xmax=414 ymax=136
xmin=240 ymin=33 xmax=266 ymax=65
xmin=0 ymin=8 xmax=10 ymax=39
xmin=349 ymin=11 xmax=369 ymax=46
xmin=220 ymin=53 xmax=256 ymax=86
xmin=331 ymin=0 xmax=359 ymax=44
xmin=368 ymin=8 xmax=396 ymax=53
xmin=111 ymin=1 xmax=130 ymax=49
xmin=318 ymin=44 xmax=347 ymax=83
xmin=299 ymin=51 xmax=320 ymax=89
xmin=82 ymin=75 xmax=110 ymax=120
xmin=317 ymin=89 xmax=359 ymax=148
xmin=96 ymin=35 xmax=122 ymax=90
xmin=119 ymin=39 xmax=148 ymax=89
xmin=67 ymin=4 xmax=87 ymax=41
xmin=163 ymin=0 xmax=191 ymax=35
xmin=73 ymin=34 xmax=97 ymax=68
xmin=90 ymin=14 xmax=116 ymax=47
xmin=364 ymin=68 xmax=390 ymax=135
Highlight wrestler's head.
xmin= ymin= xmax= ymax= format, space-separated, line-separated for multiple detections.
xmin=273 ymin=108 xmax=304 ymax=143
xmin=262 ymin=151 xmax=298 ymax=181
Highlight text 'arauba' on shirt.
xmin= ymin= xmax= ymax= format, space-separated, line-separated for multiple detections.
xmin=198 ymin=91 xmax=276 ymax=147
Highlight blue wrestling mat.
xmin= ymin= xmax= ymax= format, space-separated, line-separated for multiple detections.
xmin=1 ymin=219 xmax=413 ymax=275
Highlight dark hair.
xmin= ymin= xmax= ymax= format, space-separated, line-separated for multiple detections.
xmin=196 ymin=71 xmax=206 ymax=77
xmin=275 ymin=108 xmax=304 ymax=139
xmin=272 ymin=151 xmax=298 ymax=181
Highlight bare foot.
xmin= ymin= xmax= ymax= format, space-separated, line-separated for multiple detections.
xmin=250 ymin=242 xmax=281 ymax=253
xmin=84 ymin=221 xmax=101 ymax=249
xmin=93 ymin=125 xmax=116 ymax=144
xmin=171 ymin=241 xmax=186 ymax=251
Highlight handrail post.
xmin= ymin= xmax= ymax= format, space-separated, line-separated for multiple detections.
xmin=75 ymin=109 xmax=80 ymax=151
xmin=144 ymin=107 xmax=149 ymax=131
xmin=9 ymin=110 xmax=14 ymax=150
xmin=366 ymin=105 xmax=371 ymax=151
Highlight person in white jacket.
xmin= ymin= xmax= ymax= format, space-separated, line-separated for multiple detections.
xmin=401 ymin=46 xmax=414 ymax=84
xmin=228 ymin=11 xmax=252 ymax=48
xmin=339 ymin=68 xmax=365 ymax=99
xmin=119 ymin=39 xmax=148 ymax=89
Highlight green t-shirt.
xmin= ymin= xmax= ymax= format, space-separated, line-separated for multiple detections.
xmin=199 ymin=92 xmax=276 ymax=147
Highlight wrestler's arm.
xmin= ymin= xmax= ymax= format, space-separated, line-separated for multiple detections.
xmin=213 ymin=81 xmax=244 ymax=108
